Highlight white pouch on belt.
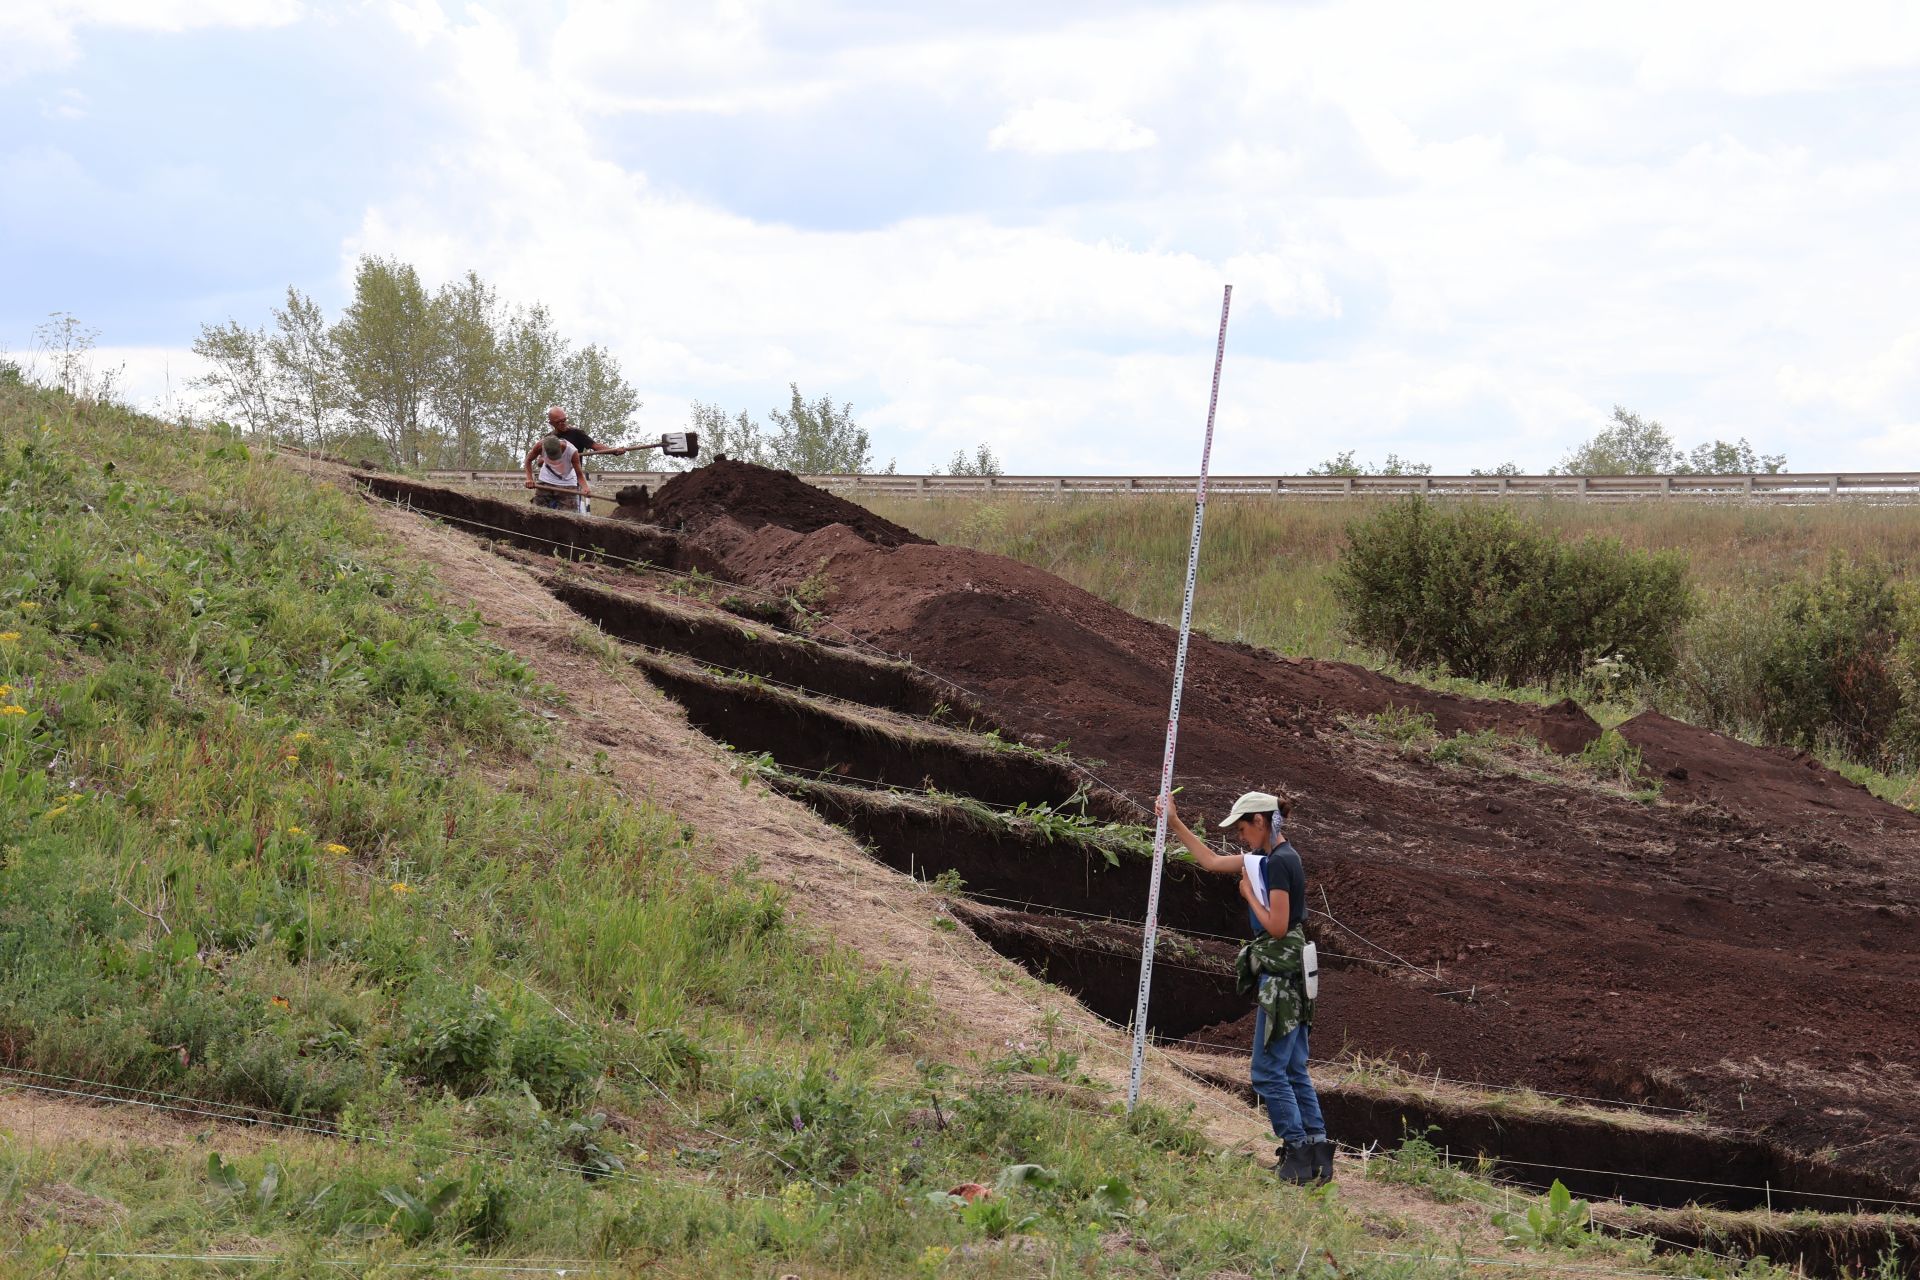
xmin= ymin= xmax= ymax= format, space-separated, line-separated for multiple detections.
xmin=1301 ymin=941 xmax=1319 ymax=1000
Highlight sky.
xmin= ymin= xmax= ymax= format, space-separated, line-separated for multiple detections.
xmin=3 ymin=1 xmax=1919 ymax=474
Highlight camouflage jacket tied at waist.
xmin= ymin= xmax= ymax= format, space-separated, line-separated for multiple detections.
xmin=1235 ymin=926 xmax=1313 ymax=1046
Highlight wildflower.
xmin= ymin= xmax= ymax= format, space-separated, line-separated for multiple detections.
xmin=45 ymin=805 xmax=68 ymax=819
xmin=269 ymin=996 xmax=290 ymax=1010
xmin=87 ymin=622 xmax=99 ymax=631
xmin=285 ymin=825 xmax=305 ymax=836
xmin=389 ymin=882 xmax=415 ymax=897
xmin=283 ymin=753 xmax=300 ymax=763
xmin=290 ymin=731 xmax=313 ymax=743
xmin=0 ymin=705 xmax=27 ymax=716
xmin=16 ymin=602 xmax=38 ymax=612
xmin=323 ymin=842 xmax=350 ymax=856
xmin=0 ymin=686 xmax=9 ymax=697
xmin=0 ymin=632 xmax=19 ymax=642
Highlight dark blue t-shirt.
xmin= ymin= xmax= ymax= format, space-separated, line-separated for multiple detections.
xmin=1248 ymin=842 xmax=1307 ymax=938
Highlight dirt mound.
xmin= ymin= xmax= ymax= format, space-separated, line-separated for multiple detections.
xmin=657 ymin=467 xmax=1920 ymax=1192
xmin=649 ymin=460 xmax=929 ymax=548
xmin=1619 ymin=710 xmax=1920 ymax=846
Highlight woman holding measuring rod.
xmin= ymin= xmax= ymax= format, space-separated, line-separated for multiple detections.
xmin=1158 ymin=790 xmax=1329 ymax=1186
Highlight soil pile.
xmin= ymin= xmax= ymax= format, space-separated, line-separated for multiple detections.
xmin=649 ymin=460 xmax=929 ymax=548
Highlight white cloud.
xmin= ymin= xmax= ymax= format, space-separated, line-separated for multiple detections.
xmin=0 ymin=0 xmax=301 ymax=80
xmin=988 ymin=98 xmax=1157 ymax=154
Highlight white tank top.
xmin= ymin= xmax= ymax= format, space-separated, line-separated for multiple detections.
xmin=536 ymin=441 xmax=580 ymax=489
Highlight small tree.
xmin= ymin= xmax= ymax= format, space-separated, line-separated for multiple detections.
xmin=1555 ymin=406 xmax=1680 ymax=475
xmin=681 ymin=402 xmax=767 ymax=468
xmin=1674 ymin=438 xmax=1786 ymax=475
xmin=1308 ymin=451 xmax=1431 ymax=477
xmin=495 ymin=303 xmax=569 ymax=449
xmin=266 ymin=288 xmax=343 ymax=455
xmin=1472 ymin=462 xmax=1523 ymax=476
xmin=191 ymin=319 xmax=278 ymax=439
xmin=560 ymin=343 xmax=640 ymax=443
xmin=430 ymin=270 xmax=504 ymax=468
xmin=332 ymin=256 xmax=444 ymax=467
xmin=766 ymin=383 xmax=871 ymax=473
xmin=943 ymin=443 xmax=1003 ymax=476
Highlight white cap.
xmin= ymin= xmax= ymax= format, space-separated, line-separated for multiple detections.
xmin=1217 ymin=791 xmax=1281 ymax=828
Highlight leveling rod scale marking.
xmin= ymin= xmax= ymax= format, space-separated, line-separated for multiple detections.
xmin=1128 ymin=284 xmax=1233 ymax=1113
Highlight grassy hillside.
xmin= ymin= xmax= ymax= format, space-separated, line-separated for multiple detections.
xmin=869 ymin=495 xmax=1920 ymax=798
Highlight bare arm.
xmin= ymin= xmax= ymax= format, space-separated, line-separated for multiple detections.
xmin=1156 ymin=795 xmax=1241 ymax=875
xmin=1241 ymin=876 xmax=1289 ymax=938
xmin=523 ymin=445 xmax=541 ymax=487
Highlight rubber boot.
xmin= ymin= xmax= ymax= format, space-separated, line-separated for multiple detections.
xmin=1275 ymin=1142 xmax=1316 ymax=1185
xmin=1312 ymin=1138 xmax=1336 ymax=1184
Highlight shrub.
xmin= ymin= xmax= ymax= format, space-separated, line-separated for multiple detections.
xmin=1331 ymin=498 xmax=1690 ymax=688
xmin=1753 ymin=554 xmax=1919 ymax=765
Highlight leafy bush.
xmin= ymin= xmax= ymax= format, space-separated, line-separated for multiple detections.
xmin=1332 ymin=498 xmax=1691 ymax=687
xmin=1754 ymin=554 xmax=1916 ymax=764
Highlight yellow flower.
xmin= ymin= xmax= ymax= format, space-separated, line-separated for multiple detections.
xmin=285 ymin=825 xmax=305 ymax=836
xmin=16 ymin=602 xmax=38 ymax=612
xmin=290 ymin=731 xmax=314 ymax=743
xmin=389 ymin=882 xmax=415 ymax=897
xmin=283 ymin=753 xmax=300 ymax=763
xmin=87 ymin=622 xmax=99 ymax=631
xmin=45 ymin=805 xmax=68 ymax=819
xmin=0 ymin=685 xmax=10 ymax=697
xmin=0 ymin=632 xmax=20 ymax=643
xmin=0 ymin=705 xmax=27 ymax=716
xmin=322 ymin=843 xmax=350 ymax=856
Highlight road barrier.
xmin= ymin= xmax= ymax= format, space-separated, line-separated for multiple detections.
xmin=422 ymin=469 xmax=1920 ymax=504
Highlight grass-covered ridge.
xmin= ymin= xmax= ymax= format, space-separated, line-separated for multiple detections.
xmin=0 ymin=381 xmax=1469 ymax=1277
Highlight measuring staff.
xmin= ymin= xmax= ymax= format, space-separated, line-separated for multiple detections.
xmin=1159 ymin=790 xmax=1328 ymax=1186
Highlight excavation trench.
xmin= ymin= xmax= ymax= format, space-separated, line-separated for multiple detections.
xmin=547 ymin=575 xmax=958 ymax=719
xmin=1614 ymin=1210 xmax=1919 ymax=1279
xmin=625 ymin=649 xmax=1101 ymax=811
xmin=767 ymin=775 xmax=1233 ymax=930
xmin=354 ymin=473 xmax=727 ymax=576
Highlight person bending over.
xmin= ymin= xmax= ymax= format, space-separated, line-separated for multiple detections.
xmin=1159 ymin=790 xmax=1330 ymax=1185
xmin=523 ymin=433 xmax=588 ymax=511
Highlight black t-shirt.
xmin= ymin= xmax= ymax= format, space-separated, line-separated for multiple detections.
xmin=555 ymin=427 xmax=598 ymax=469
xmin=1247 ymin=842 xmax=1307 ymax=938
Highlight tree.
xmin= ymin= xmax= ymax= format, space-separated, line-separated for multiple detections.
xmin=682 ymin=401 xmax=767 ymax=467
xmin=1472 ymin=462 xmax=1523 ymax=476
xmin=430 ymin=271 xmax=504 ymax=468
xmin=1674 ymin=438 xmax=1786 ymax=475
xmin=266 ymin=287 xmax=343 ymax=455
xmin=1554 ymin=406 xmax=1681 ymax=475
xmin=943 ymin=443 xmax=1004 ymax=476
xmin=766 ymin=383 xmax=871 ymax=473
xmin=496 ymin=303 xmax=569 ymax=450
xmin=561 ymin=343 xmax=640 ymax=444
xmin=1307 ymin=450 xmax=1431 ymax=477
xmin=332 ymin=256 xmax=443 ymax=467
xmin=191 ymin=319 xmax=277 ymax=439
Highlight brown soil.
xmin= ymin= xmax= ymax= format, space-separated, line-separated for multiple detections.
xmin=648 ymin=470 xmax=1920 ymax=1195
xmin=649 ymin=459 xmax=930 ymax=549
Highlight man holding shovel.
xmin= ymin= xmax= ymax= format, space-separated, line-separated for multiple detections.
xmin=545 ymin=405 xmax=631 ymax=514
xmin=523 ymin=432 xmax=589 ymax=511
xmin=1158 ymin=791 xmax=1329 ymax=1186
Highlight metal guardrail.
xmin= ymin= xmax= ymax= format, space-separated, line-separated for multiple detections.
xmin=423 ymin=469 xmax=1920 ymax=504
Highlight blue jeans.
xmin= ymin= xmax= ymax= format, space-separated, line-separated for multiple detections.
xmin=1251 ymin=1004 xmax=1324 ymax=1147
